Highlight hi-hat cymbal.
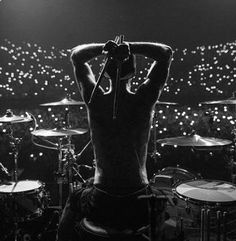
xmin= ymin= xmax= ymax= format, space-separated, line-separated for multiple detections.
xmin=0 ymin=110 xmax=32 ymax=124
xmin=0 ymin=115 xmax=32 ymax=123
xmin=40 ymin=97 xmax=85 ymax=106
xmin=0 ymin=115 xmax=24 ymax=123
xmin=157 ymin=134 xmax=232 ymax=147
xmin=31 ymin=128 xmax=88 ymax=137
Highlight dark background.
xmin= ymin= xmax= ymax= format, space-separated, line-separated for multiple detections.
xmin=1 ymin=0 xmax=236 ymax=49
xmin=0 ymin=0 xmax=236 ymax=204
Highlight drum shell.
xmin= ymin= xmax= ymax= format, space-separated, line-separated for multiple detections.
xmin=150 ymin=167 xmax=200 ymax=239
xmin=173 ymin=179 xmax=236 ymax=240
xmin=0 ymin=180 xmax=49 ymax=222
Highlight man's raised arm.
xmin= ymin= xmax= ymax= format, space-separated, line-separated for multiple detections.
xmin=70 ymin=43 xmax=104 ymax=65
xmin=70 ymin=43 xmax=105 ymax=103
xmin=129 ymin=42 xmax=173 ymax=103
xmin=129 ymin=42 xmax=172 ymax=62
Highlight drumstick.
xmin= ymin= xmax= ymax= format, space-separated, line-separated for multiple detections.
xmin=88 ymin=36 xmax=120 ymax=104
xmin=113 ymin=34 xmax=124 ymax=119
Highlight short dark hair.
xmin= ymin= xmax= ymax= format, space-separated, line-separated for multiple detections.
xmin=105 ymin=54 xmax=136 ymax=80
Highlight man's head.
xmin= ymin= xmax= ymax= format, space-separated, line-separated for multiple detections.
xmin=105 ymin=54 xmax=136 ymax=81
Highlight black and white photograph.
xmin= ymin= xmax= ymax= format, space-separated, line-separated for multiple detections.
xmin=0 ymin=0 xmax=236 ymax=240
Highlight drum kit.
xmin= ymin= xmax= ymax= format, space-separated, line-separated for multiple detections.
xmin=150 ymin=95 xmax=236 ymax=241
xmin=0 ymin=95 xmax=90 ymax=241
xmin=0 ymin=93 xmax=236 ymax=241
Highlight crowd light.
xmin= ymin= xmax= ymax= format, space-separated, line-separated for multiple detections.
xmin=0 ymin=38 xmax=235 ymax=139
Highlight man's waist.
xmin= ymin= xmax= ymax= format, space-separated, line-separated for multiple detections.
xmin=93 ymin=171 xmax=148 ymax=195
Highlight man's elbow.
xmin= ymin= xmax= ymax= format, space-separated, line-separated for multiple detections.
xmin=163 ymin=46 xmax=173 ymax=63
xmin=70 ymin=48 xmax=79 ymax=65
xmin=70 ymin=45 xmax=86 ymax=65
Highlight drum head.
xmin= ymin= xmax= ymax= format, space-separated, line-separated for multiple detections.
xmin=175 ymin=179 xmax=236 ymax=204
xmin=0 ymin=180 xmax=42 ymax=193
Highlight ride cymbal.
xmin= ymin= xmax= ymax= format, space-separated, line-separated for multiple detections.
xmin=155 ymin=101 xmax=178 ymax=105
xmin=200 ymin=93 xmax=236 ymax=105
xmin=31 ymin=128 xmax=88 ymax=137
xmin=157 ymin=134 xmax=232 ymax=147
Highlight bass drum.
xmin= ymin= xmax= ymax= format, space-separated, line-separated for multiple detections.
xmin=150 ymin=166 xmax=200 ymax=240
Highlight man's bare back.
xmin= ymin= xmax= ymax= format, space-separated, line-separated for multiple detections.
xmin=71 ymin=40 xmax=173 ymax=193
xmin=57 ymin=39 xmax=172 ymax=241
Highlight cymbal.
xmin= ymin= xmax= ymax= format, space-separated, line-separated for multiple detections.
xmin=31 ymin=128 xmax=88 ymax=137
xmin=155 ymin=101 xmax=178 ymax=105
xmin=0 ymin=115 xmax=24 ymax=123
xmin=200 ymin=98 xmax=236 ymax=105
xmin=11 ymin=116 xmax=33 ymax=123
xmin=0 ymin=110 xmax=32 ymax=124
xmin=40 ymin=97 xmax=85 ymax=106
xmin=157 ymin=134 xmax=232 ymax=147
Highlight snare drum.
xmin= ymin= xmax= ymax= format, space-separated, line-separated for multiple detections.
xmin=174 ymin=179 xmax=236 ymax=206
xmin=174 ymin=179 xmax=236 ymax=240
xmin=0 ymin=180 xmax=49 ymax=222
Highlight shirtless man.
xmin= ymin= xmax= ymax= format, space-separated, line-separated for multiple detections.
xmin=57 ymin=38 xmax=172 ymax=241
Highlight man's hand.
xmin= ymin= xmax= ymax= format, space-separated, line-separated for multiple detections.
xmin=103 ymin=41 xmax=131 ymax=63
xmin=103 ymin=40 xmax=118 ymax=55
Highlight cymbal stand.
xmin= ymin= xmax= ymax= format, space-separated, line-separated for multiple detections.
xmin=56 ymin=138 xmax=64 ymax=210
xmin=64 ymin=94 xmax=72 ymax=129
xmin=5 ymin=124 xmax=22 ymax=241
xmin=230 ymin=128 xmax=236 ymax=183
xmin=138 ymin=194 xmax=168 ymax=241
xmin=62 ymin=140 xmax=92 ymax=193
xmin=6 ymin=123 xmax=21 ymax=182
xmin=63 ymin=137 xmax=76 ymax=194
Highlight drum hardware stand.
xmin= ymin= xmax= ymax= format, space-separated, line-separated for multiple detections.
xmin=200 ymin=208 xmax=228 ymax=241
xmin=6 ymin=123 xmax=22 ymax=182
xmin=56 ymin=138 xmax=64 ymax=210
xmin=55 ymin=136 xmax=76 ymax=209
xmin=139 ymin=194 xmax=168 ymax=241
xmin=230 ymin=128 xmax=236 ymax=184
xmin=62 ymin=139 xmax=92 ymax=193
xmin=56 ymin=138 xmax=92 ymax=208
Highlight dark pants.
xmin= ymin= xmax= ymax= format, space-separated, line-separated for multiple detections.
xmin=59 ymin=184 xmax=166 ymax=241
xmin=71 ymin=184 xmax=151 ymax=229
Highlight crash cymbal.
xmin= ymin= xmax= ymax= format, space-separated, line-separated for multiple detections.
xmin=155 ymin=101 xmax=178 ymax=105
xmin=157 ymin=134 xmax=232 ymax=147
xmin=40 ymin=97 xmax=85 ymax=106
xmin=31 ymin=128 xmax=88 ymax=137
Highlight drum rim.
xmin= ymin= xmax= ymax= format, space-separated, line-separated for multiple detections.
xmin=158 ymin=166 xmax=199 ymax=179
xmin=0 ymin=179 xmax=43 ymax=194
xmin=151 ymin=166 xmax=199 ymax=186
xmin=173 ymin=179 xmax=236 ymax=206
